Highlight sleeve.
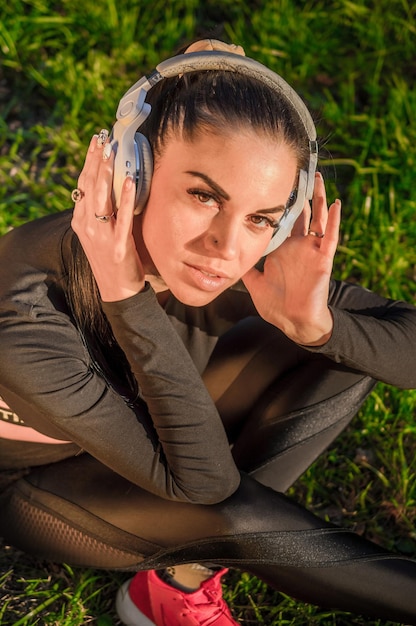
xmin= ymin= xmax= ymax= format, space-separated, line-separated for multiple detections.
xmin=306 ymin=280 xmax=416 ymax=389
xmin=0 ymin=288 xmax=240 ymax=504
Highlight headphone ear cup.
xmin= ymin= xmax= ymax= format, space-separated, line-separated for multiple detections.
xmin=262 ymin=169 xmax=309 ymax=255
xmin=134 ymin=133 xmax=153 ymax=215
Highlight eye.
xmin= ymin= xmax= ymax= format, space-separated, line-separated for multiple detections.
xmin=187 ymin=189 xmax=221 ymax=209
xmin=249 ymin=215 xmax=280 ymax=230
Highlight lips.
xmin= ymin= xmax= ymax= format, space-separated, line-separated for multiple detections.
xmin=185 ymin=263 xmax=231 ymax=292
xmin=189 ymin=264 xmax=230 ymax=279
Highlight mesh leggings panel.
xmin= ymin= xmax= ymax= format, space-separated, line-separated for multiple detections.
xmin=0 ymin=483 xmax=146 ymax=570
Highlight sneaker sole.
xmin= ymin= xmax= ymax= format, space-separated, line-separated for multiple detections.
xmin=116 ymin=579 xmax=156 ymax=626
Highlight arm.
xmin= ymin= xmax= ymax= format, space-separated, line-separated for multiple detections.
xmin=310 ymin=280 xmax=416 ymax=389
xmin=243 ymin=173 xmax=416 ymax=389
xmin=0 ymin=294 xmax=240 ymax=503
xmin=30 ymin=133 xmax=234 ymax=502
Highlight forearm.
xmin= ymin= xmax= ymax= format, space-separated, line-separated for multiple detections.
xmin=304 ymin=280 xmax=416 ymax=388
xmin=102 ymin=285 xmax=241 ymax=499
xmin=0 ymin=302 xmax=239 ymax=503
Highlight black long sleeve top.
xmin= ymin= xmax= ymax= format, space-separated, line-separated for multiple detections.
xmin=0 ymin=211 xmax=415 ymax=503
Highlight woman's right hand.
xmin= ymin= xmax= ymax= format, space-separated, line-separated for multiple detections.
xmin=71 ymin=133 xmax=146 ymax=302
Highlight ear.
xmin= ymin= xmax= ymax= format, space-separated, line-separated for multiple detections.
xmin=134 ymin=133 xmax=154 ymax=215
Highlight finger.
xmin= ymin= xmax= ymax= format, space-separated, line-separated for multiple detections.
xmin=109 ymin=175 xmax=138 ymax=265
xmin=320 ymin=199 xmax=341 ymax=256
xmin=73 ymin=134 xmax=105 ymax=224
xmin=308 ymin=172 xmax=328 ymax=236
xmin=291 ymin=198 xmax=311 ymax=236
xmin=90 ymin=146 xmax=116 ymax=219
xmin=72 ymin=139 xmax=100 ymax=234
xmin=73 ymin=140 xmax=115 ymax=237
xmin=78 ymin=130 xmax=111 ymax=196
xmin=77 ymin=134 xmax=100 ymax=191
xmin=115 ymin=175 xmax=136 ymax=236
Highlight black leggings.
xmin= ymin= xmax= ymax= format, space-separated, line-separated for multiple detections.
xmin=1 ymin=318 xmax=416 ymax=623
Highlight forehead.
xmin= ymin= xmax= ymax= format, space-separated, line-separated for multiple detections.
xmin=155 ymin=129 xmax=298 ymax=202
xmin=158 ymin=124 xmax=296 ymax=162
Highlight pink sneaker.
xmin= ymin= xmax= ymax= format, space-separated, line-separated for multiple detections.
xmin=115 ymin=568 xmax=239 ymax=625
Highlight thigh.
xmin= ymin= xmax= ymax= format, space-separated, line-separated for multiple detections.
xmin=0 ymin=450 xmax=336 ymax=568
xmin=202 ymin=316 xmax=376 ymax=491
xmin=202 ymin=317 xmax=309 ymax=437
xmin=233 ymin=363 xmax=375 ymax=490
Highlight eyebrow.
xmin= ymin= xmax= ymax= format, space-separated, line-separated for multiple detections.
xmin=185 ymin=171 xmax=286 ymax=215
xmin=185 ymin=171 xmax=231 ymax=201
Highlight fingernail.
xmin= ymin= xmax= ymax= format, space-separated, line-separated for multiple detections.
xmin=315 ymin=171 xmax=323 ymax=180
xmin=97 ymin=129 xmax=109 ymax=147
xmin=103 ymin=143 xmax=113 ymax=161
xmin=125 ymin=175 xmax=134 ymax=189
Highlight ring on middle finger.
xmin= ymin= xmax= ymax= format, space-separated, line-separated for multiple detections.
xmin=97 ymin=129 xmax=109 ymax=146
xmin=95 ymin=212 xmax=115 ymax=223
xmin=307 ymin=229 xmax=325 ymax=238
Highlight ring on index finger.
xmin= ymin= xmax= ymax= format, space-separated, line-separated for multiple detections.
xmin=71 ymin=188 xmax=84 ymax=203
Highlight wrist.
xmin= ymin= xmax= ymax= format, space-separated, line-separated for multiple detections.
xmin=99 ymin=279 xmax=147 ymax=302
xmin=279 ymin=309 xmax=334 ymax=347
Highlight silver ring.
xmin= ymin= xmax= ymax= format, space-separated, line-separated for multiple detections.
xmin=97 ymin=129 xmax=109 ymax=146
xmin=95 ymin=212 xmax=115 ymax=223
xmin=307 ymin=229 xmax=325 ymax=238
xmin=71 ymin=188 xmax=84 ymax=203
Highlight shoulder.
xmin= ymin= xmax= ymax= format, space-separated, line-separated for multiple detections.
xmin=0 ymin=210 xmax=74 ymax=309
xmin=0 ymin=210 xmax=73 ymax=252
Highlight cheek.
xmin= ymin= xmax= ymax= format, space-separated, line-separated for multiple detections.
xmin=141 ymin=206 xmax=166 ymax=262
xmin=142 ymin=199 xmax=184 ymax=259
xmin=241 ymin=251 xmax=265 ymax=275
xmin=240 ymin=231 xmax=274 ymax=269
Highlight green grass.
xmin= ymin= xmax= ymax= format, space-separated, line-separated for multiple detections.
xmin=1 ymin=0 xmax=415 ymax=623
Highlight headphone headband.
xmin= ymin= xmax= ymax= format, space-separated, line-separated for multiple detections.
xmin=111 ymin=49 xmax=318 ymax=254
xmin=117 ymin=51 xmax=316 ymax=140
xmin=157 ymin=52 xmax=317 ymax=141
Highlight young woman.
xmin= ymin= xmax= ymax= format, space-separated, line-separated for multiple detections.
xmin=0 ymin=39 xmax=415 ymax=626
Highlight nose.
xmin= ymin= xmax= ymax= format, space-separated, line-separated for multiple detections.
xmin=204 ymin=215 xmax=240 ymax=260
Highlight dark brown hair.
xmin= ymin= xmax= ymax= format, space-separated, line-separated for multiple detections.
xmin=141 ymin=70 xmax=310 ymax=169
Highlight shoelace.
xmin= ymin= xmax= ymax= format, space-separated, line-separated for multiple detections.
xmin=180 ymin=587 xmax=232 ymax=625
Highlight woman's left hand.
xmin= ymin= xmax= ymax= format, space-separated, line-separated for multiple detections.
xmin=242 ymin=173 xmax=341 ymax=346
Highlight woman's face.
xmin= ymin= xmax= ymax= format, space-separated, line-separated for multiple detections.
xmin=140 ymin=129 xmax=298 ymax=306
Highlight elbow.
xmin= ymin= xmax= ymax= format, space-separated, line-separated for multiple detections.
xmin=175 ymin=469 xmax=241 ymax=505
xmin=196 ymin=480 xmax=240 ymax=505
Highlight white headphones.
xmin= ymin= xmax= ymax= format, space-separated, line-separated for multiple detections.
xmin=109 ymin=50 xmax=318 ymax=254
